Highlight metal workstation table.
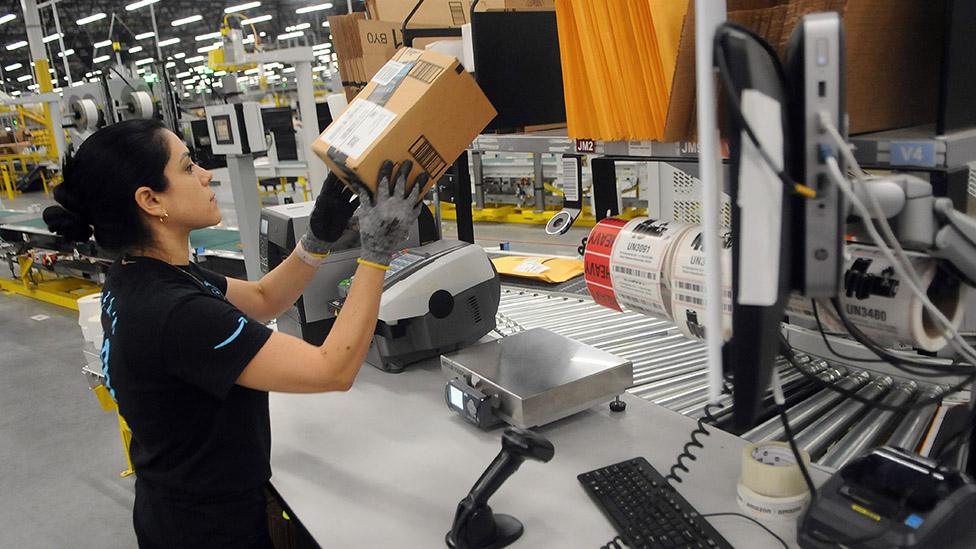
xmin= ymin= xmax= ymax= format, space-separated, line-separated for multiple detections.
xmin=269 ymin=357 xmax=829 ymax=548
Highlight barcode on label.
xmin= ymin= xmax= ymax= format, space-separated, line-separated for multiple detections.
xmin=561 ymin=157 xmax=580 ymax=202
xmin=676 ymin=294 xmax=704 ymax=306
xmin=371 ymin=60 xmax=406 ymax=86
xmin=449 ymin=1 xmax=466 ymax=24
xmin=408 ymin=60 xmax=444 ymax=84
xmin=321 ymin=99 xmax=397 ymax=160
xmin=613 ymin=265 xmax=656 ymax=280
xmin=409 ymin=135 xmax=447 ymax=177
xmin=676 ymin=280 xmax=703 ymax=293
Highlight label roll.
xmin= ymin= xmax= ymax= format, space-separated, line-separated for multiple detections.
xmin=584 ymin=217 xmax=694 ymax=321
xmin=786 ymin=244 xmax=966 ymax=352
xmin=668 ymin=226 xmax=732 ymax=341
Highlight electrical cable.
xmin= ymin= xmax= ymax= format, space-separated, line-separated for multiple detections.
xmin=713 ymin=27 xmax=817 ymax=199
xmin=779 ymin=333 xmax=971 ymax=412
xmin=701 ymin=513 xmax=789 ymax=549
xmin=820 ymin=120 xmax=976 ymax=366
xmin=810 ymin=299 xmax=885 ymax=363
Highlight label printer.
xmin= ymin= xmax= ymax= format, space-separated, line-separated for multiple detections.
xmin=355 ymin=239 xmax=501 ymax=373
xmin=259 ymin=203 xmax=499 ymax=371
xmin=258 ymin=201 xmax=421 ymax=344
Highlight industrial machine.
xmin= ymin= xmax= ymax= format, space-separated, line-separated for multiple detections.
xmin=259 ymin=201 xmax=420 ymax=345
xmin=799 ymin=446 xmax=976 ymax=548
xmin=365 ymin=239 xmax=500 ymax=373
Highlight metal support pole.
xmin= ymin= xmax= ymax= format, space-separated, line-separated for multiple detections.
xmin=49 ymin=1 xmax=71 ymax=86
xmin=472 ymin=150 xmax=484 ymax=210
xmin=21 ymin=0 xmax=65 ymax=163
xmin=149 ymin=4 xmax=163 ymax=61
xmin=695 ymin=0 xmax=727 ymax=404
xmin=295 ymin=60 xmax=327 ymax=196
xmin=532 ymin=153 xmax=545 ymax=213
xmin=453 ymin=150 xmax=474 ymax=244
xmin=226 ymin=156 xmax=263 ymax=280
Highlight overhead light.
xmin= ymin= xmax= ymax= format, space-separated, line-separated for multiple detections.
xmin=57 ymin=49 xmax=75 ymax=58
xmin=27 ymin=84 xmax=37 ymax=90
xmin=296 ymin=3 xmax=333 ymax=14
xmin=214 ymin=70 xmax=227 ymax=77
xmin=52 ymin=87 xmax=62 ymax=93
xmin=322 ymin=21 xmax=330 ymax=27
xmin=93 ymin=55 xmax=111 ymax=64
xmin=277 ymin=31 xmax=303 ymax=41
xmin=10 ymin=90 xmax=20 ymax=96
xmin=242 ymin=36 xmax=255 ymax=44
xmin=77 ymin=13 xmax=107 ymax=25
xmin=72 ymin=81 xmax=85 ymax=87
xmin=171 ymin=15 xmax=203 ymax=27
xmin=241 ymin=14 xmax=272 ymax=25
xmin=313 ymin=65 xmax=328 ymax=72
xmin=135 ymin=58 xmax=154 ymax=66
xmin=282 ymin=66 xmax=295 ymax=73
xmin=0 ymin=14 xmax=16 ymax=26
xmin=165 ymin=61 xmax=176 ymax=68
xmin=185 ymin=55 xmax=205 ymax=64
xmin=94 ymin=40 xmax=112 ymax=49
xmin=16 ymin=74 xmax=31 ymax=82
xmin=195 ymin=32 xmax=221 ymax=41
xmin=42 ymin=33 xmax=63 ymax=44
xmin=173 ymin=53 xmax=186 ymax=59
xmin=225 ymin=1 xmax=261 ymax=13
xmin=176 ymin=71 xmax=191 ymax=78
xmin=158 ymin=37 xmax=181 ymax=47
xmin=137 ymin=68 xmax=146 ymax=74
xmin=244 ymin=68 xmax=259 ymax=75
xmin=6 ymin=41 xmax=27 ymax=51
xmin=135 ymin=31 xmax=155 ymax=40
xmin=129 ymin=46 xmax=144 ymax=54
xmin=125 ymin=0 xmax=160 ymax=11
xmin=266 ymin=74 xmax=280 ymax=81
xmin=4 ymin=62 xmax=21 ymax=71
xmin=285 ymin=23 xmax=311 ymax=32
xmin=263 ymin=62 xmax=283 ymax=70
xmin=197 ymin=42 xmax=221 ymax=53
xmin=312 ymin=42 xmax=330 ymax=50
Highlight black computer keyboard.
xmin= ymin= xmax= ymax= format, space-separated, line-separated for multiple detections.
xmin=578 ymin=457 xmax=734 ymax=549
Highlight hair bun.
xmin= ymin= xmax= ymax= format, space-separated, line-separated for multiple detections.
xmin=43 ymin=205 xmax=93 ymax=242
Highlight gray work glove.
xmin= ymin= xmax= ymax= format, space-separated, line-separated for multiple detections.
xmin=357 ymin=160 xmax=428 ymax=267
xmin=297 ymin=173 xmax=361 ymax=265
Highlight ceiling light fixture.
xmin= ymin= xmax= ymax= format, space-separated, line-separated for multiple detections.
xmin=6 ymin=41 xmax=27 ymax=51
xmin=135 ymin=31 xmax=155 ymax=40
xmin=158 ymin=37 xmax=181 ymax=47
xmin=125 ymin=0 xmax=160 ymax=11
xmin=171 ymin=15 xmax=203 ymax=27
xmin=225 ymin=1 xmax=261 ymax=13
xmin=241 ymin=14 xmax=272 ymax=25
xmin=76 ymin=13 xmax=107 ymax=26
xmin=296 ymin=3 xmax=333 ymax=14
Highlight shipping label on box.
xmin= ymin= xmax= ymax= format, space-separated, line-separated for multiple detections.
xmin=313 ymin=48 xmax=497 ymax=201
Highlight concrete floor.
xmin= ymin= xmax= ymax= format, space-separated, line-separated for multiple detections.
xmin=1 ymin=186 xmax=591 ymax=547
xmin=0 ymin=293 xmax=137 ymax=548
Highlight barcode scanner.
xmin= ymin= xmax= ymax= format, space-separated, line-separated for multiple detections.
xmin=446 ymin=428 xmax=555 ymax=549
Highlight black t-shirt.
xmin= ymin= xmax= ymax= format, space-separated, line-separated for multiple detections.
xmin=99 ymin=256 xmax=273 ymax=499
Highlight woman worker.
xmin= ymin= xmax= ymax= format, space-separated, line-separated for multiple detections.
xmin=43 ymin=119 xmax=426 ymax=548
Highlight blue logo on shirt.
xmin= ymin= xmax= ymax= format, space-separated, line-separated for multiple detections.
xmin=214 ymin=316 xmax=247 ymax=349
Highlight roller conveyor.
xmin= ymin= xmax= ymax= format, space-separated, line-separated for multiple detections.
xmin=496 ymin=287 xmax=960 ymax=469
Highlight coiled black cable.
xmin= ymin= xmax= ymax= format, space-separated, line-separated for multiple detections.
xmin=665 ymin=400 xmax=727 ymax=485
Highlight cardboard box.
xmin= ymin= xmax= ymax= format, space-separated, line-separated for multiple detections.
xmin=313 ymin=48 xmax=497 ymax=200
xmin=662 ymin=0 xmax=944 ymax=142
xmin=367 ymin=0 xmax=472 ymax=27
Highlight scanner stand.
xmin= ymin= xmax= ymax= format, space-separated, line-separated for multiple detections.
xmin=446 ymin=428 xmax=554 ymax=549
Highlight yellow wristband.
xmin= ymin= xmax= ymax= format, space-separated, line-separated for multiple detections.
xmin=357 ymin=258 xmax=390 ymax=271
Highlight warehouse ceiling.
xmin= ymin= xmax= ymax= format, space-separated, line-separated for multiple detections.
xmin=0 ymin=0 xmax=356 ymax=94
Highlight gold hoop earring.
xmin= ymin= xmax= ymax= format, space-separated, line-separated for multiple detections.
xmin=159 ymin=212 xmax=169 ymax=223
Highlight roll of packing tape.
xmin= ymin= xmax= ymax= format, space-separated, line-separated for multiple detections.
xmin=737 ymin=442 xmax=811 ymax=521
xmin=669 ymin=226 xmax=732 ymax=341
xmin=70 ymin=98 xmax=100 ymax=132
xmin=786 ymin=244 xmax=966 ymax=352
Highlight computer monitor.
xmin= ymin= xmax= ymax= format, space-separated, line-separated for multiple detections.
xmin=714 ymin=22 xmax=793 ymax=432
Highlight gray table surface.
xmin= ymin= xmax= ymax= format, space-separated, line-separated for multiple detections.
xmin=269 ymin=358 xmax=828 ymax=548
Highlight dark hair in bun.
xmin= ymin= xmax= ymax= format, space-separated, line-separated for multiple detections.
xmin=43 ymin=118 xmax=170 ymax=251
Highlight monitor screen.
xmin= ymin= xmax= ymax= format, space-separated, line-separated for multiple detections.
xmin=212 ymin=115 xmax=234 ymax=145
